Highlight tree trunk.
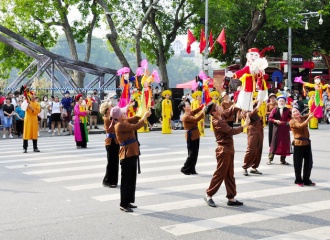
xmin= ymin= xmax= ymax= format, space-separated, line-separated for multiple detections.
xmin=97 ymin=0 xmax=130 ymax=70
xmin=239 ymin=0 xmax=269 ymax=66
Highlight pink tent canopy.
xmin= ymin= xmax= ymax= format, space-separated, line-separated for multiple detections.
xmin=176 ymin=79 xmax=213 ymax=89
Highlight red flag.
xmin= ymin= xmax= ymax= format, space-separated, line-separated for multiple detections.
xmin=186 ymin=29 xmax=196 ymax=54
xmin=216 ymin=28 xmax=226 ymax=54
xmin=199 ymin=28 xmax=206 ymax=53
xmin=209 ymin=30 xmax=214 ymax=54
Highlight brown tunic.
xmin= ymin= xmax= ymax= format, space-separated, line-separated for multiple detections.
xmin=243 ymin=108 xmax=264 ymax=169
xmin=182 ymin=108 xmax=205 ymax=141
xmin=206 ymin=117 xmax=244 ymax=198
xmin=103 ymin=116 xmax=118 ymax=146
xmin=266 ymin=102 xmax=277 ymax=116
xmin=115 ymin=116 xmax=144 ymax=160
xmin=289 ymin=116 xmax=310 ymax=146
xmin=221 ymin=101 xmax=234 ymax=122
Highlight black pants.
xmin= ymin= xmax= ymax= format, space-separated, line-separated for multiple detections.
xmin=120 ymin=156 xmax=137 ymax=208
xmin=23 ymin=139 xmax=38 ymax=150
xmin=76 ymin=123 xmax=87 ymax=148
xmin=16 ymin=120 xmax=24 ymax=136
xmin=268 ymin=122 xmax=273 ymax=147
xmin=181 ymin=138 xmax=200 ymax=174
xmin=293 ymin=145 xmax=313 ymax=184
xmin=103 ymin=140 xmax=120 ymax=186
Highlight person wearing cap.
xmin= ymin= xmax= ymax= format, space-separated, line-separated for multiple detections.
xmin=61 ymin=90 xmax=73 ymax=133
xmin=178 ymin=101 xmax=205 ymax=175
xmin=112 ymin=106 xmax=151 ymax=212
xmin=289 ymin=108 xmax=315 ymax=187
xmin=268 ymin=95 xmax=292 ymax=165
xmin=100 ymin=101 xmax=119 ymax=188
xmin=242 ymin=100 xmax=264 ymax=176
xmin=23 ymin=94 xmax=41 ymax=153
xmin=74 ymin=94 xmax=90 ymax=149
xmin=220 ymin=91 xmax=235 ymax=128
xmin=266 ymin=93 xmax=277 ymax=146
xmin=191 ymin=91 xmax=204 ymax=136
xmin=210 ymin=91 xmax=220 ymax=131
xmin=204 ymin=102 xmax=250 ymax=207
xmin=161 ymin=89 xmax=173 ymax=134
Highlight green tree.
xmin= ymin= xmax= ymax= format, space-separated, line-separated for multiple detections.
xmin=0 ymin=0 xmax=102 ymax=87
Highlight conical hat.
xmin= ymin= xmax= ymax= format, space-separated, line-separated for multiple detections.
xmin=210 ymin=91 xmax=220 ymax=98
xmin=192 ymin=91 xmax=202 ymax=99
xmin=162 ymin=90 xmax=172 ymax=97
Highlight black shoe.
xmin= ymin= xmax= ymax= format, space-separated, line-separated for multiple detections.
xmin=250 ymin=169 xmax=262 ymax=175
xmin=102 ymin=183 xmax=111 ymax=188
xmin=94 ymin=126 xmax=99 ymax=129
xmin=128 ymin=203 xmax=137 ymax=208
xmin=110 ymin=185 xmax=117 ymax=188
xmin=33 ymin=148 xmax=40 ymax=152
xmin=227 ymin=200 xmax=243 ymax=206
xmin=243 ymin=169 xmax=248 ymax=176
xmin=181 ymin=170 xmax=191 ymax=175
xmin=280 ymin=161 xmax=290 ymax=165
xmin=120 ymin=207 xmax=133 ymax=213
xmin=204 ymin=196 xmax=216 ymax=207
xmin=191 ymin=172 xmax=198 ymax=175
xmin=23 ymin=149 xmax=27 ymax=153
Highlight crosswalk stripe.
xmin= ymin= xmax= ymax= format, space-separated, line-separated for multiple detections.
xmin=0 ymin=149 xmax=180 ymax=164
xmin=91 ymin=166 xmax=273 ymax=202
xmin=7 ymin=154 xmax=194 ymax=169
xmin=259 ymin=226 xmax=330 ymax=240
xmin=24 ymin=157 xmax=215 ymax=175
xmin=160 ymin=199 xmax=330 ymax=236
xmin=130 ymin=173 xmax=296 ymax=215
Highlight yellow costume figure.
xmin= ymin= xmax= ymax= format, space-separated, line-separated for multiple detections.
xmin=128 ymin=92 xmax=140 ymax=118
xmin=191 ymin=91 xmax=204 ymax=136
xmin=137 ymin=96 xmax=150 ymax=133
xmin=308 ymin=91 xmax=318 ymax=129
xmin=259 ymin=101 xmax=267 ymax=127
xmin=161 ymin=90 xmax=173 ymax=134
xmin=209 ymin=91 xmax=220 ymax=131
xmin=23 ymin=96 xmax=41 ymax=152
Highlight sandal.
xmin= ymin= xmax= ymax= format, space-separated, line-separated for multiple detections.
xmin=267 ymin=161 xmax=272 ymax=165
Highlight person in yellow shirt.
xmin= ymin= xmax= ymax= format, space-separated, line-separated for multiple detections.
xmin=161 ymin=90 xmax=173 ymax=134
xmin=210 ymin=91 xmax=220 ymax=131
xmin=23 ymin=94 xmax=41 ymax=153
xmin=191 ymin=91 xmax=204 ymax=136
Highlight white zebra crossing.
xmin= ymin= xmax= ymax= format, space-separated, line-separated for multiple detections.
xmin=260 ymin=226 xmax=330 ymax=240
xmin=160 ymin=199 xmax=330 ymax=236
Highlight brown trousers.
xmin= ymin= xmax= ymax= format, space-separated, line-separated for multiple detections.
xmin=242 ymin=132 xmax=264 ymax=169
xmin=206 ymin=152 xmax=236 ymax=199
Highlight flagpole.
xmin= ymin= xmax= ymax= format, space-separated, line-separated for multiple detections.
xmin=204 ymin=0 xmax=209 ymax=75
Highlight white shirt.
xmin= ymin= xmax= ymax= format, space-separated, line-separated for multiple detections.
xmin=51 ymin=101 xmax=62 ymax=114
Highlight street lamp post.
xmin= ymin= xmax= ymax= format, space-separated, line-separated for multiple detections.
xmin=204 ymin=0 xmax=209 ymax=75
xmin=287 ymin=12 xmax=322 ymax=90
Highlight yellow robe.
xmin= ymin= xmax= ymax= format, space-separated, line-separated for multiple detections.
xmin=191 ymin=99 xmax=204 ymax=136
xmin=23 ymin=101 xmax=40 ymax=140
xmin=161 ymin=99 xmax=172 ymax=134
xmin=259 ymin=101 xmax=267 ymax=127
xmin=308 ymin=99 xmax=318 ymax=129
xmin=210 ymin=99 xmax=220 ymax=131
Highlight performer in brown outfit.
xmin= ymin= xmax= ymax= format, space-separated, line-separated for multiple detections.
xmin=112 ymin=106 xmax=151 ymax=212
xmin=242 ymin=100 xmax=263 ymax=176
xmin=179 ymin=101 xmax=205 ymax=175
xmin=100 ymin=102 xmax=119 ymax=188
xmin=266 ymin=93 xmax=277 ymax=146
xmin=204 ymin=102 xmax=250 ymax=207
xmin=289 ymin=108 xmax=315 ymax=187
xmin=220 ymin=92 xmax=235 ymax=127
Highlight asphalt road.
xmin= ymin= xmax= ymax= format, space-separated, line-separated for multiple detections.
xmin=1 ymin=124 xmax=330 ymax=240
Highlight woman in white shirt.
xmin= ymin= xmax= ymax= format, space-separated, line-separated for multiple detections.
xmin=39 ymin=95 xmax=49 ymax=131
xmin=49 ymin=96 xmax=62 ymax=136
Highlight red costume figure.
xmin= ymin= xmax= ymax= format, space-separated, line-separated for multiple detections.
xmin=233 ymin=47 xmax=272 ymax=111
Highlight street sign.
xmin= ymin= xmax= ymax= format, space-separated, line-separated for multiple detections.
xmin=292 ymin=54 xmax=304 ymax=65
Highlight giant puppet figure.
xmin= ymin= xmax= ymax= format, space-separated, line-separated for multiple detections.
xmin=233 ymin=47 xmax=273 ymax=111
xmin=295 ymin=76 xmax=330 ymax=119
